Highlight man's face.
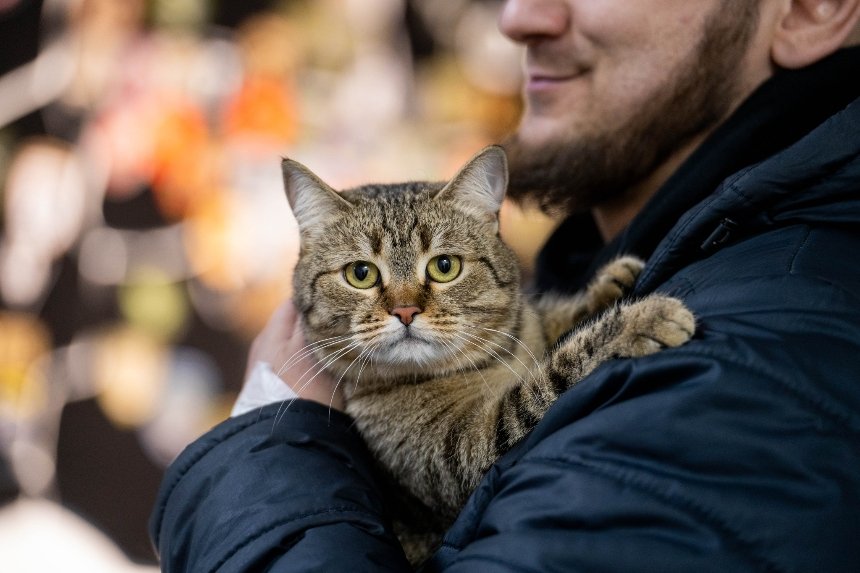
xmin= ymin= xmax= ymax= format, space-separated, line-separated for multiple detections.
xmin=499 ymin=0 xmax=761 ymax=213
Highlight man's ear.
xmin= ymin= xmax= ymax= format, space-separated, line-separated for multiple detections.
xmin=771 ymin=0 xmax=860 ymax=68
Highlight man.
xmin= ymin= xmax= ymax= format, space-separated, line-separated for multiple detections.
xmin=151 ymin=0 xmax=860 ymax=570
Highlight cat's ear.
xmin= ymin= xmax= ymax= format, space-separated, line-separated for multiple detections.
xmin=435 ymin=145 xmax=508 ymax=225
xmin=282 ymin=158 xmax=350 ymax=239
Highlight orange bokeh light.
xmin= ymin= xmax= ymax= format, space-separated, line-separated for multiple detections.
xmin=222 ymin=75 xmax=299 ymax=147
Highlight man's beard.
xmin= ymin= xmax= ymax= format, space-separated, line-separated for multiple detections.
xmin=504 ymin=1 xmax=760 ymax=215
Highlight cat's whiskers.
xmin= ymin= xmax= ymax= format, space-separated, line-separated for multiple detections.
xmin=293 ymin=341 xmax=361 ymax=396
xmin=458 ymin=328 xmax=539 ymax=383
xmin=464 ymin=324 xmax=544 ymax=377
xmin=451 ymin=332 xmax=527 ymax=385
xmin=435 ymin=335 xmax=498 ymax=399
xmin=273 ymin=340 xmax=362 ymax=429
xmin=352 ymin=341 xmax=379 ymax=394
xmin=464 ymin=324 xmax=551 ymax=405
xmin=453 ymin=331 xmax=548 ymax=408
xmin=328 ymin=342 xmax=377 ymax=419
xmin=270 ymin=335 xmax=352 ymax=431
xmin=434 ymin=336 xmax=465 ymax=370
xmin=348 ymin=340 xmax=385 ymax=402
xmin=277 ymin=334 xmax=353 ymax=376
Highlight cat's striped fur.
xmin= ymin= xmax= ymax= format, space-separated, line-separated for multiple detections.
xmin=283 ymin=146 xmax=695 ymax=563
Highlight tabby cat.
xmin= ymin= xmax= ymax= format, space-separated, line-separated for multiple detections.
xmin=282 ymin=145 xmax=695 ymax=563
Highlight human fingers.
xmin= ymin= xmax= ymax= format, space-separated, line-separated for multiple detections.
xmin=246 ymin=300 xmax=345 ymax=410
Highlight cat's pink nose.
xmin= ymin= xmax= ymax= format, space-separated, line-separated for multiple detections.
xmin=390 ymin=305 xmax=422 ymax=326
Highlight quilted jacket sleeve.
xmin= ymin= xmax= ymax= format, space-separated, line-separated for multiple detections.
xmin=149 ymin=400 xmax=412 ymax=572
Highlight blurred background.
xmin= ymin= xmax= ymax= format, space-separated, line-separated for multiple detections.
xmin=0 ymin=0 xmax=557 ymax=568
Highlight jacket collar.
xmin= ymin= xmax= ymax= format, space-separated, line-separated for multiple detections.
xmin=636 ymin=94 xmax=860 ymax=293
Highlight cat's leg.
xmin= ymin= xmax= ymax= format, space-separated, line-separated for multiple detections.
xmin=534 ymin=255 xmax=645 ymax=343
xmin=494 ymin=294 xmax=695 ymax=453
xmin=551 ymin=294 xmax=695 ymax=371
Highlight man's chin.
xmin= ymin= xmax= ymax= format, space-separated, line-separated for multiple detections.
xmin=501 ymin=131 xmax=594 ymax=215
xmin=513 ymin=113 xmax=572 ymax=149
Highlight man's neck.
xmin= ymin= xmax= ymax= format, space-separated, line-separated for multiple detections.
xmin=592 ymin=131 xmax=710 ymax=242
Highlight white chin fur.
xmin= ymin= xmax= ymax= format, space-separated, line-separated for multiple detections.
xmin=377 ymin=335 xmax=446 ymax=366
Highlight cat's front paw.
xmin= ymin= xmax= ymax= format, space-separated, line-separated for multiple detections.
xmin=616 ymin=295 xmax=695 ymax=357
xmin=586 ymin=255 xmax=645 ymax=313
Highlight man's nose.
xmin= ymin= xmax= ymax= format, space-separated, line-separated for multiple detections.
xmin=498 ymin=0 xmax=570 ymax=43
xmin=390 ymin=305 xmax=423 ymax=326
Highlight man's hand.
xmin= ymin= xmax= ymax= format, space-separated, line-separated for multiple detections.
xmin=234 ymin=300 xmax=345 ymax=416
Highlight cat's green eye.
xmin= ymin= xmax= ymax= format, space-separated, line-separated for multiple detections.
xmin=427 ymin=255 xmax=462 ymax=283
xmin=344 ymin=261 xmax=380 ymax=289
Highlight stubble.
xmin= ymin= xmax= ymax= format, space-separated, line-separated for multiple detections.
xmin=504 ymin=1 xmax=761 ymax=215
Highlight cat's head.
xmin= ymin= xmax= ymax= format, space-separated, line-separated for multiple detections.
xmin=282 ymin=146 xmax=522 ymax=384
